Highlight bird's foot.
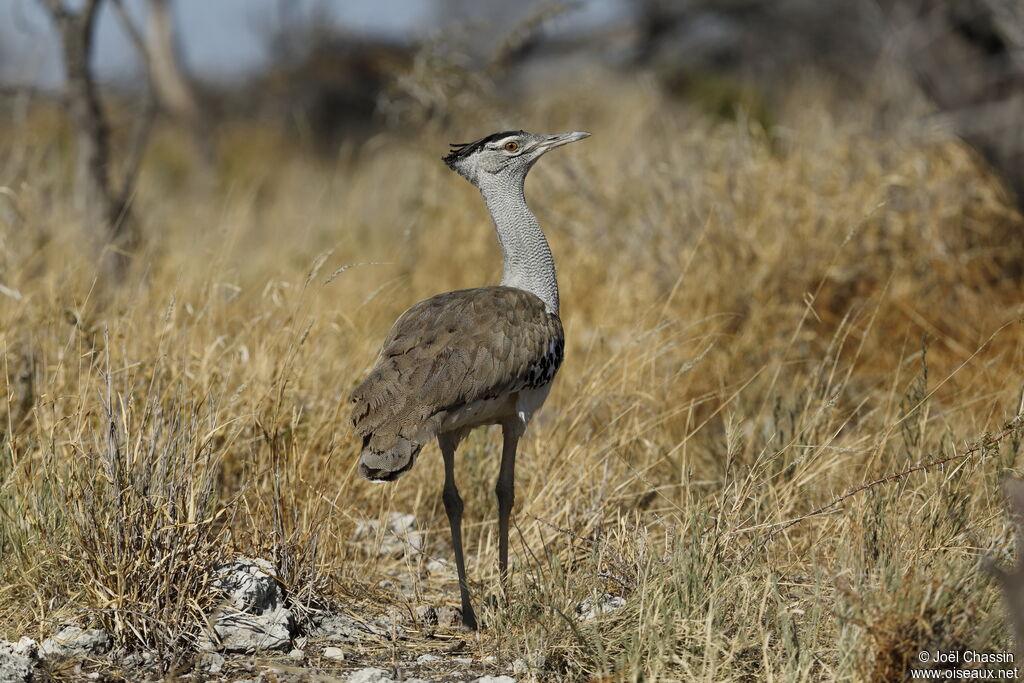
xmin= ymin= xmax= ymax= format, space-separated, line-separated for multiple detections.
xmin=460 ymin=608 xmax=479 ymax=632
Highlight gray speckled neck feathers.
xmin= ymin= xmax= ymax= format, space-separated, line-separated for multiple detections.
xmin=476 ymin=174 xmax=559 ymax=316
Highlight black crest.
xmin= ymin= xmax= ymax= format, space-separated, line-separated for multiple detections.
xmin=442 ymin=130 xmax=525 ymax=169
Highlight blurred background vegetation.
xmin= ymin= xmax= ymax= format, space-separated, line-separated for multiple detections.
xmin=1 ymin=0 xmax=1022 ymax=224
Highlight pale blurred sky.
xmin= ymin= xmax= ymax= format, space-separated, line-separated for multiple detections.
xmin=0 ymin=0 xmax=625 ymax=88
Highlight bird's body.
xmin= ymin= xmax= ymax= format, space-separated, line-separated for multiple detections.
xmin=352 ymin=285 xmax=564 ymax=480
xmin=350 ymin=129 xmax=589 ymax=630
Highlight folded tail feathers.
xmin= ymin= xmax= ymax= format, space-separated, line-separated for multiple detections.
xmin=357 ymin=434 xmax=422 ymax=481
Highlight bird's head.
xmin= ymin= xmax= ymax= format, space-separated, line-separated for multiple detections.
xmin=443 ymin=130 xmax=591 ymax=186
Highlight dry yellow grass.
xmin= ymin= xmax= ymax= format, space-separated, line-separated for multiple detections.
xmin=1 ymin=78 xmax=1024 ymax=680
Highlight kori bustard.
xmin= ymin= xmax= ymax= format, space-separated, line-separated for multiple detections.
xmin=351 ymin=129 xmax=590 ymax=630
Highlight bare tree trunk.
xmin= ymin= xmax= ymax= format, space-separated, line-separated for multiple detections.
xmin=146 ymin=0 xmax=196 ymax=120
xmin=145 ymin=0 xmax=213 ymax=167
xmin=50 ymin=0 xmax=121 ymax=227
xmin=40 ymin=0 xmax=136 ymax=276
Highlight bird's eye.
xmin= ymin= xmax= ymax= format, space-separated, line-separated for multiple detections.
xmin=503 ymin=141 xmax=520 ymax=153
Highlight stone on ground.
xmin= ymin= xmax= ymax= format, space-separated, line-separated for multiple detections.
xmin=38 ymin=626 xmax=111 ymax=661
xmin=200 ymin=557 xmax=294 ymax=653
xmin=322 ymin=647 xmax=345 ymax=661
xmin=197 ymin=652 xmax=225 ymax=673
xmin=347 ymin=667 xmax=394 ymax=683
xmin=0 ymin=640 xmax=34 ymax=683
xmin=309 ymin=612 xmax=389 ymax=643
xmin=354 ymin=512 xmax=424 ymax=557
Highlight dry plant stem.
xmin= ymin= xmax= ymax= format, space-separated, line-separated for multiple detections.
xmin=763 ymin=416 xmax=1024 ymax=548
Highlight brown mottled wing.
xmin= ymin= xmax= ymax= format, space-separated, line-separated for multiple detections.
xmin=351 ymin=286 xmax=564 ymax=452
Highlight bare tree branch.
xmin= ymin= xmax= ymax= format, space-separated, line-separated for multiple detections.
xmin=118 ymin=95 xmax=157 ymax=215
xmin=144 ymin=0 xmax=214 ymax=169
xmin=110 ymin=0 xmax=158 ymax=210
xmin=38 ymin=0 xmax=69 ymax=22
xmin=110 ymin=0 xmax=151 ymax=72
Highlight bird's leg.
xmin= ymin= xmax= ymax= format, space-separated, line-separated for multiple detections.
xmin=439 ymin=434 xmax=478 ymax=631
xmin=496 ymin=423 xmax=520 ymax=595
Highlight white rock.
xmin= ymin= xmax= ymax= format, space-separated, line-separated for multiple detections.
xmin=388 ymin=513 xmax=416 ymax=534
xmin=406 ymin=531 xmax=425 ymax=552
xmin=453 ymin=657 xmax=473 ymax=665
xmin=198 ymin=652 xmax=224 ymax=673
xmin=0 ymin=641 xmax=33 ymax=683
xmin=415 ymin=653 xmax=441 ymax=664
xmin=322 ymin=647 xmax=345 ymax=661
xmin=309 ymin=612 xmax=384 ymax=643
xmin=9 ymin=639 xmax=36 ymax=662
xmin=424 ymin=559 xmax=450 ymax=574
xmin=288 ymin=648 xmax=304 ymax=660
xmin=511 ymin=652 xmax=545 ymax=673
xmin=347 ymin=667 xmax=395 ymax=683
xmin=39 ymin=626 xmax=112 ymax=661
xmin=201 ymin=557 xmax=293 ymax=653
xmin=473 ymin=677 xmax=516 ymax=683
xmin=576 ymin=593 xmax=626 ymax=621
xmin=354 ymin=513 xmax=425 ymax=557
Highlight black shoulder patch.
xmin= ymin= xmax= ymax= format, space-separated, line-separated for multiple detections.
xmin=443 ymin=130 xmax=525 ymax=169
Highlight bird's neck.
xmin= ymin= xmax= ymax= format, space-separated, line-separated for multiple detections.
xmin=478 ymin=176 xmax=559 ymax=316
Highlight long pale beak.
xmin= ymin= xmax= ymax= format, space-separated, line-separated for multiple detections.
xmin=535 ymin=131 xmax=592 ymax=152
